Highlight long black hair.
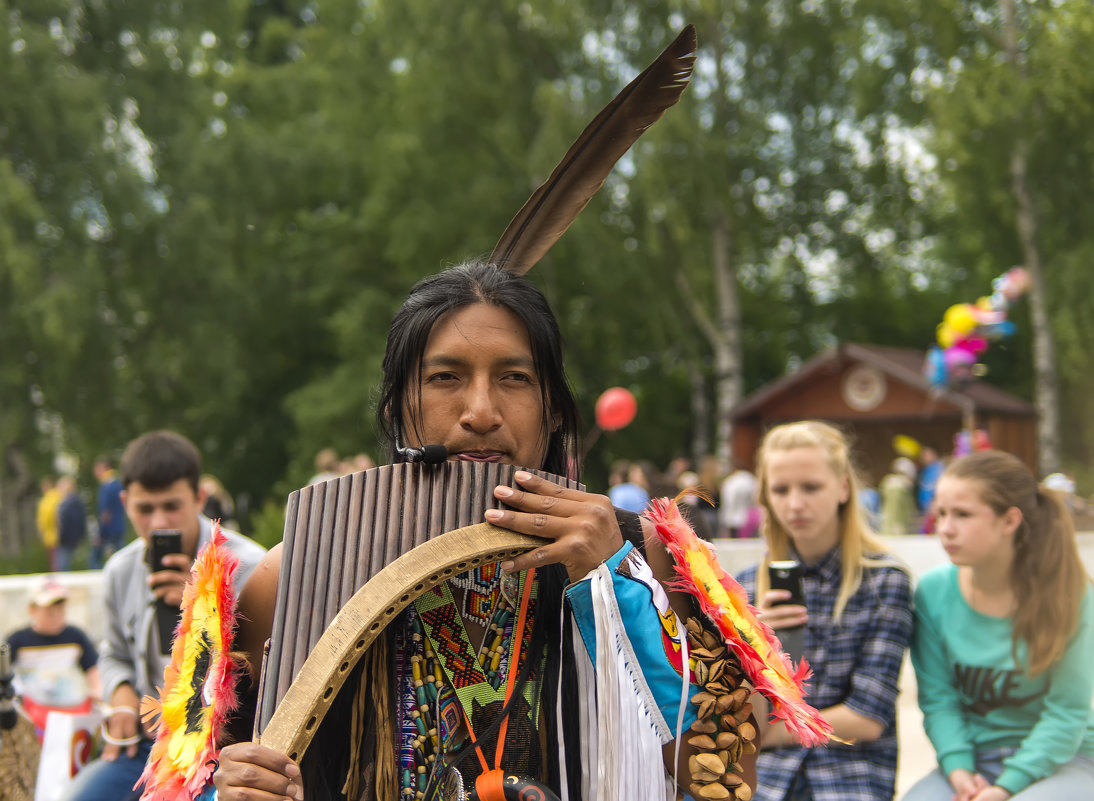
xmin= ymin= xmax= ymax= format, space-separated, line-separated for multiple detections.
xmin=376 ymin=260 xmax=580 ymax=479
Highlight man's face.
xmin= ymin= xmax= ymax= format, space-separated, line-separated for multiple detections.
xmin=122 ymin=478 xmax=205 ymax=556
xmin=404 ymin=302 xmax=554 ymax=470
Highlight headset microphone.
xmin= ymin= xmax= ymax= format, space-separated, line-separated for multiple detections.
xmin=392 ymin=421 xmax=448 ymax=464
xmin=395 ymin=443 xmax=449 ymax=464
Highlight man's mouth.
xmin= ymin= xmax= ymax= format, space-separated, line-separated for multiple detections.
xmin=454 ymin=450 xmax=505 ymax=462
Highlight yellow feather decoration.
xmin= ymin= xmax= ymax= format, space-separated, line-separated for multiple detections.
xmin=138 ymin=524 xmax=241 ymax=801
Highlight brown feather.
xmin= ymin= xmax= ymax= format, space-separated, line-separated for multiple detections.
xmin=490 ymin=24 xmax=697 ymax=275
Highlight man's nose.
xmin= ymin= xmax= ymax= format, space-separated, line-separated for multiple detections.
xmin=149 ymin=508 xmax=172 ymax=531
xmin=460 ymin=379 xmax=502 ymax=433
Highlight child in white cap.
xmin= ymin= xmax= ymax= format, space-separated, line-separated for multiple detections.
xmin=5 ymin=576 xmax=100 ymax=731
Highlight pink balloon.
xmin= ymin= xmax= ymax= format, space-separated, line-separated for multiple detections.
xmin=964 ymin=337 xmax=989 ymax=354
xmin=944 ymin=346 xmax=975 ymax=370
xmin=595 ymin=387 xmax=638 ymax=431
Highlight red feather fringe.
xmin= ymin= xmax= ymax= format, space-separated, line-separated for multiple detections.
xmin=645 ymin=496 xmax=833 ymax=747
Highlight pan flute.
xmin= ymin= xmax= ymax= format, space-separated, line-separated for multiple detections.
xmin=255 ymin=461 xmax=580 ymax=761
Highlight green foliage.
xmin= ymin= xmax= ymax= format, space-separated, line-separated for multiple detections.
xmin=899 ymin=0 xmax=1094 ymax=465
xmin=3 ymin=0 xmax=1094 ymax=564
xmin=0 ymin=537 xmax=51 ymax=575
xmin=248 ymin=497 xmax=294 ymax=551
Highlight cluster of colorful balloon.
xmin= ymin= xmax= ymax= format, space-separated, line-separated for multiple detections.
xmin=923 ymin=267 xmax=1031 ymax=389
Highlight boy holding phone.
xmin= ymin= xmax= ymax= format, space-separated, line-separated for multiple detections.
xmin=64 ymin=431 xmax=266 ymax=801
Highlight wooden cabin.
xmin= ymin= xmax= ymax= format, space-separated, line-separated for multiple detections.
xmin=729 ymin=343 xmax=1037 ymax=485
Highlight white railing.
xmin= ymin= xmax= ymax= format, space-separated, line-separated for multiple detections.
xmin=3 ymin=533 xmax=1093 ymax=646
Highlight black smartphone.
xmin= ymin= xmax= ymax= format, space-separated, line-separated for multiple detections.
xmin=148 ymin=530 xmax=184 ymax=655
xmin=768 ymin=560 xmax=805 ymax=607
xmin=769 ymin=559 xmax=805 ymax=661
xmin=148 ymin=530 xmax=183 ymax=572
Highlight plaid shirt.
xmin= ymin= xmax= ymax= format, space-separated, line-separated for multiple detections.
xmin=737 ymin=547 xmax=913 ymax=801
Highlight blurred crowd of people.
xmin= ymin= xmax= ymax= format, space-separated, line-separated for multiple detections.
xmin=607 ymin=455 xmax=763 ymax=541
xmin=606 ymin=442 xmax=1092 ymax=544
xmin=34 ymin=457 xmax=128 ymax=573
xmin=863 ymin=443 xmax=1091 ymax=538
xmin=307 ymin=447 xmax=377 ymax=485
xmin=5 ymin=430 xmax=270 ymax=801
xmin=598 ymin=432 xmax=1094 ymax=800
xmin=27 ymin=438 xmax=1090 ymax=576
xmin=8 ymin=431 xmax=1091 ymax=801
xmin=31 ymin=457 xmax=245 ymax=573
xmin=27 ymin=445 xmax=381 ymax=573
xmin=7 ymin=427 xmax=1093 ymax=801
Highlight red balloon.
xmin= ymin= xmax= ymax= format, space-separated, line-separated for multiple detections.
xmin=595 ymin=387 xmax=638 ymax=431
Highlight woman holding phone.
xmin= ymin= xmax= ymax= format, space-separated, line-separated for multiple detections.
xmin=736 ymin=420 xmax=913 ymax=801
xmin=903 ymin=450 xmax=1094 ymax=801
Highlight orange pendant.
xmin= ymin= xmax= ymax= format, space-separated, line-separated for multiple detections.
xmin=473 ymin=769 xmax=507 ymax=801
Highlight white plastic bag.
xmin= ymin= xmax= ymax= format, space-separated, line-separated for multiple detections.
xmin=34 ymin=707 xmax=102 ymax=801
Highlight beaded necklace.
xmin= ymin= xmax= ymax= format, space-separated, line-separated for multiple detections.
xmin=448 ymin=561 xmax=517 ymax=628
xmin=398 ymin=564 xmax=537 ymax=800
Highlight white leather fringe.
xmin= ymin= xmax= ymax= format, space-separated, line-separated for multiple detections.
xmin=588 ymin=562 xmax=675 ymax=801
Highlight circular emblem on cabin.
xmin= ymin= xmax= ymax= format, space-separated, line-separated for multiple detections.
xmin=842 ymin=365 xmax=886 ymax=411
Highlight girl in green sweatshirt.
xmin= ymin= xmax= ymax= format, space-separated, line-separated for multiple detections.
xmin=904 ymin=450 xmax=1094 ymax=801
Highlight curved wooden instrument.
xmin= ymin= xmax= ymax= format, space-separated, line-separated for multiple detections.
xmin=255 ymin=462 xmax=580 ymax=761
xmin=259 ymin=523 xmax=541 ymax=760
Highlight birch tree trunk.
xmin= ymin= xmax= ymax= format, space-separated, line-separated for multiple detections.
xmin=669 ymin=19 xmax=747 ymax=477
xmin=687 ymin=360 xmax=711 ymax=469
xmin=1002 ymin=0 xmax=1061 ymax=474
xmin=0 ymin=444 xmax=34 ymax=558
xmin=674 ymin=208 xmax=743 ymax=477
xmin=710 ymin=209 xmax=744 ymax=476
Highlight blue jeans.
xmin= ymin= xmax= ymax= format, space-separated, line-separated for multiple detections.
xmin=89 ymin=530 xmax=125 ymax=570
xmin=901 ymin=752 xmax=1094 ymax=801
xmin=56 ymin=545 xmax=78 ymax=572
xmin=61 ymin=739 xmax=152 ymax=801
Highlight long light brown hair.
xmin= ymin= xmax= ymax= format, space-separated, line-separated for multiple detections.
xmin=944 ymin=450 xmax=1091 ymax=676
xmin=753 ymin=421 xmax=901 ymax=623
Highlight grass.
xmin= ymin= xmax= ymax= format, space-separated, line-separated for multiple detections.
xmin=0 ymin=539 xmax=54 ymax=575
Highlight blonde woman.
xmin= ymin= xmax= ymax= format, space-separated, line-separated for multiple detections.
xmin=736 ymin=421 xmax=913 ymax=801
xmin=903 ymin=451 xmax=1094 ymax=801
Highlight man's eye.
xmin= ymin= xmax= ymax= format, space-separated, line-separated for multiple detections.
xmin=504 ymin=372 xmax=533 ymax=383
xmin=426 ymin=372 xmax=457 ymax=383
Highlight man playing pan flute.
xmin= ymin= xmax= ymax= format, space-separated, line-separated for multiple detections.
xmin=211 ymin=25 xmax=807 ymax=801
xmin=218 ymin=258 xmax=761 ymax=801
